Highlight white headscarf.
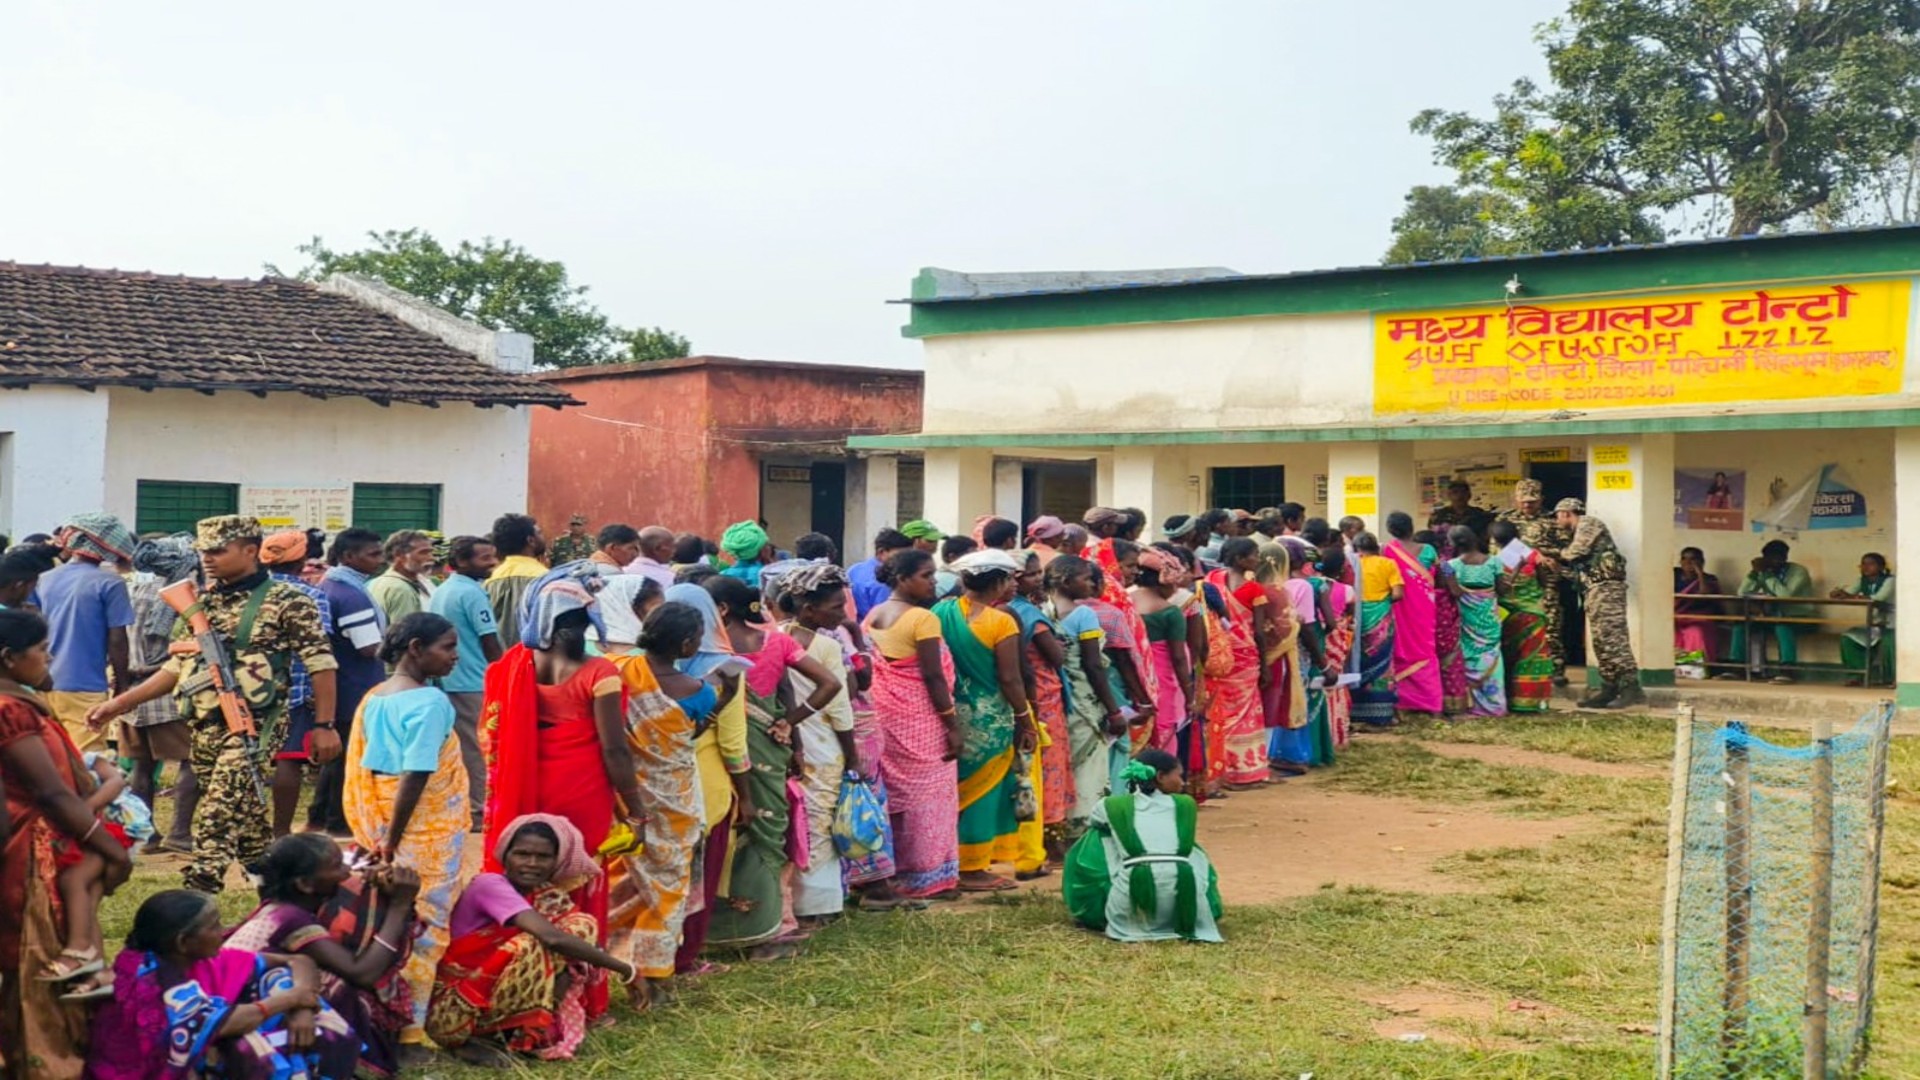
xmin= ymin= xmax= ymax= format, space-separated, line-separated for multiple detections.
xmin=598 ymin=574 xmax=653 ymax=647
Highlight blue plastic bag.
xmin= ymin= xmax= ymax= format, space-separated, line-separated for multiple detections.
xmin=832 ymin=773 xmax=888 ymax=859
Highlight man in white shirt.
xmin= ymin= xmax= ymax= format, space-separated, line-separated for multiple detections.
xmin=625 ymin=525 xmax=678 ymax=590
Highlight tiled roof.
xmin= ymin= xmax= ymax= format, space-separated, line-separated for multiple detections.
xmin=0 ymin=263 xmax=575 ymax=407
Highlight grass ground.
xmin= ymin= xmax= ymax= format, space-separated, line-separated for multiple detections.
xmin=97 ymin=713 xmax=1919 ymax=1080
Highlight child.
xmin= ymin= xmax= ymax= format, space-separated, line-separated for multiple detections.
xmin=82 ymin=751 xmax=155 ymax=847
xmin=1061 ymin=749 xmax=1223 ymax=943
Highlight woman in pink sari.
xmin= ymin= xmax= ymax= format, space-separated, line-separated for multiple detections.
xmin=1674 ymin=547 xmax=1723 ymax=665
xmin=1383 ymin=513 xmax=1443 ymax=717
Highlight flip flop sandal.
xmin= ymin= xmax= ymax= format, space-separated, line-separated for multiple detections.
xmin=958 ymin=877 xmax=1018 ymax=893
xmin=37 ymin=949 xmax=102 ymax=983
xmin=59 ymin=976 xmax=115 ymax=1003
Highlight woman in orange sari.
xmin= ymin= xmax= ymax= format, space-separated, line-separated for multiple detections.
xmin=481 ymin=565 xmax=648 ymax=1021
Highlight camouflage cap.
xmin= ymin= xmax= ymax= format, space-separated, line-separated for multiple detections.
xmin=1514 ymin=479 xmax=1544 ymax=500
xmin=1555 ymin=497 xmax=1586 ymax=515
xmin=195 ymin=514 xmax=265 ymax=551
xmin=569 ymin=512 xmax=589 ymax=526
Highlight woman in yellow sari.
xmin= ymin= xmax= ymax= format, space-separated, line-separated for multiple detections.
xmin=343 ymin=612 xmax=470 ymax=1061
xmin=599 ymin=591 xmax=713 ymax=1010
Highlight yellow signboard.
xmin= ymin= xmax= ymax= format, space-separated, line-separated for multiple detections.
xmin=1593 ymin=470 xmax=1635 ymax=491
xmin=1592 ymin=445 xmax=1630 ymax=466
xmin=1346 ymin=497 xmax=1378 ymax=515
xmin=1519 ymin=447 xmax=1569 ymax=463
xmin=1343 ymin=476 xmax=1377 ymax=496
xmin=1373 ymin=280 xmax=1908 ymax=413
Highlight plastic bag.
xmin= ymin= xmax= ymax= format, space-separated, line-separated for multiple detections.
xmin=832 ymin=774 xmax=888 ymax=859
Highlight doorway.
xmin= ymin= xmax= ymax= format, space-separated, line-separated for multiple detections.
xmin=809 ymin=461 xmax=847 ymax=555
xmin=1526 ymin=461 xmax=1587 ymax=669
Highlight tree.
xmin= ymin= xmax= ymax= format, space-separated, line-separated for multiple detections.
xmin=280 ymin=229 xmax=691 ymax=368
xmin=1383 ymin=185 xmax=1523 ymax=265
xmin=1387 ymin=0 xmax=1920 ymax=262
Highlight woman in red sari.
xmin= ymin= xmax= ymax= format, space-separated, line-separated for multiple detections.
xmin=482 ymin=565 xmax=648 ymax=1021
xmin=1 ymin=610 xmax=132 ymax=1079
xmin=1206 ymin=538 xmax=1270 ymax=790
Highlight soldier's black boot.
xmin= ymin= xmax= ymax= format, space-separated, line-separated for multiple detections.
xmin=1579 ymin=681 xmax=1617 ymax=708
xmin=1607 ymin=682 xmax=1648 ymax=709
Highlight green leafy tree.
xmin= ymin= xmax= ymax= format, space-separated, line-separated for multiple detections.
xmin=280 ymin=229 xmax=690 ymax=368
xmin=1388 ymin=0 xmax=1920 ymax=261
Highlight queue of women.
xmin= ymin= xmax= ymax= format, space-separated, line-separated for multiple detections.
xmin=0 ymin=499 xmax=1560 ymax=1079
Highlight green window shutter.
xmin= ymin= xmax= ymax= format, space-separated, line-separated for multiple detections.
xmin=1208 ymin=466 xmax=1285 ymax=510
xmin=351 ymin=484 xmax=441 ymax=536
xmin=135 ymin=480 xmax=239 ymax=535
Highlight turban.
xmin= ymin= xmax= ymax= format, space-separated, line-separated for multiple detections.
xmin=1083 ymin=507 xmax=1128 ymax=531
xmin=899 ymin=519 xmax=945 ymax=541
xmin=62 ymin=512 xmax=136 ymax=563
xmin=720 ymin=520 xmax=770 ymax=563
xmin=949 ymin=549 xmax=1023 ymax=577
xmin=518 ymin=561 xmax=610 ymax=650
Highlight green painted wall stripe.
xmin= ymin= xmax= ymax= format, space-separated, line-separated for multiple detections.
xmin=1640 ymin=669 xmax=1677 ymax=689
xmin=1898 ymin=683 xmax=1920 ymax=708
xmin=848 ymin=407 xmax=1920 ymax=450
xmin=903 ymin=230 xmax=1920 ymax=339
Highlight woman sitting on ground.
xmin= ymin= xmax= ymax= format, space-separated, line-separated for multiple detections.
xmin=228 ymin=834 xmax=422 ymax=1079
xmin=1062 ymin=748 xmax=1223 ymax=944
xmin=88 ymin=889 xmax=360 ymax=1079
xmin=426 ymin=814 xmax=638 ymax=1065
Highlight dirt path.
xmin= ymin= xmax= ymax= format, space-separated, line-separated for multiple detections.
xmin=1406 ymin=739 xmax=1667 ymax=780
xmin=1194 ymin=774 xmax=1580 ymax=903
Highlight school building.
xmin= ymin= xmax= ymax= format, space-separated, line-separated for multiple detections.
xmin=851 ymin=227 xmax=1920 ymax=706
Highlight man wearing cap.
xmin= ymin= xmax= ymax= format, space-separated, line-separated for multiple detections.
xmin=260 ymin=529 xmax=336 ymax=836
xmin=548 ymin=512 xmax=596 ymax=566
xmin=719 ymin=519 xmax=774 ymax=587
xmin=1554 ymin=498 xmax=1643 ymax=708
xmin=88 ymin=514 xmax=339 ymax=892
xmin=900 ymin=519 xmax=945 ymax=553
xmin=37 ymin=512 xmax=137 ymax=751
xmin=1498 ymin=480 xmax=1572 ymax=684
xmin=1026 ymin=515 xmax=1068 ymax=565
xmin=1429 ymin=479 xmax=1495 ymax=541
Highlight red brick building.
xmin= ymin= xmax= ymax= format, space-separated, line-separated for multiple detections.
xmin=529 ymin=357 xmax=923 ymax=558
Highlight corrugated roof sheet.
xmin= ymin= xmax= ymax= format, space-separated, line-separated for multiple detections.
xmin=902 ymin=223 xmax=1920 ymax=304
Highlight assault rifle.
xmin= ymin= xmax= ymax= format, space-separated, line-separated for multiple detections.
xmin=160 ymin=579 xmax=270 ymax=804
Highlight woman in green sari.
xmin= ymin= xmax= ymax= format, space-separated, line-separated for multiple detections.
xmin=933 ymin=550 xmax=1037 ymax=892
xmin=1063 ymin=748 xmax=1222 ymax=943
xmin=700 ymin=576 xmax=843 ymax=958
xmin=1489 ymin=521 xmax=1552 ymax=713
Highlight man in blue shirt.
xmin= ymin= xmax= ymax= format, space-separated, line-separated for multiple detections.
xmin=848 ymin=528 xmax=910 ymax=619
xmin=312 ymin=528 xmax=389 ymax=835
xmin=429 ymin=534 xmax=504 ymax=831
xmin=39 ymin=513 xmax=137 ymax=751
xmin=262 ymin=531 xmax=335 ymax=836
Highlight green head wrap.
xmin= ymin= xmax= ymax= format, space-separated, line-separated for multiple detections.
xmin=899 ymin=519 xmax=945 ymax=541
xmin=1118 ymin=759 xmax=1159 ymax=787
xmin=720 ymin=520 xmax=770 ymax=563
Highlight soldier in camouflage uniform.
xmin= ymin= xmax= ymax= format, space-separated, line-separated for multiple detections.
xmin=546 ymin=512 xmax=596 ymax=566
xmin=90 ymin=515 xmax=340 ymax=891
xmin=1554 ymin=498 xmax=1644 ymax=709
xmin=1496 ymin=479 xmax=1571 ymax=683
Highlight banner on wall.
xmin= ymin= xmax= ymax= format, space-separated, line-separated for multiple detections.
xmin=1372 ymin=280 xmax=1909 ymax=414
xmin=241 ymin=486 xmax=350 ymax=532
xmin=1673 ymin=468 xmax=1745 ymax=531
xmin=1750 ymin=464 xmax=1868 ymax=534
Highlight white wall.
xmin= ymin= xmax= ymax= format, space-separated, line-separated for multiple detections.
xmin=101 ymin=388 xmax=531 ymax=536
xmin=920 ymin=313 xmax=1375 ymax=435
xmin=0 ymin=386 xmax=111 ymax=536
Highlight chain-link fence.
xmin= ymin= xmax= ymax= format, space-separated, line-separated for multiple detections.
xmin=1660 ymin=705 xmax=1893 ymax=1079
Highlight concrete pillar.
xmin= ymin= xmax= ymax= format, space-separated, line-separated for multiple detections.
xmin=1895 ymin=428 xmax=1920 ymax=709
xmin=923 ymin=448 xmax=993 ymax=535
xmin=1111 ymin=446 xmax=1187 ymax=532
xmin=992 ymin=458 xmax=1024 ymax=524
xmin=1326 ymin=441 xmax=1415 ymax=534
xmin=1094 ymin=453 xmax=1116 ymax=508
xmin=1583 ymin=434 xmax=1676 ymax=687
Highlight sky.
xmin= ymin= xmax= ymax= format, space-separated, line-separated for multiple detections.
xmin=0 ymin=1 xmax=1557 ymax=368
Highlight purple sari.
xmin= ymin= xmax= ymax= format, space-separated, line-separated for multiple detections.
xmin=1383 ymin=541 xmax=1443 ymax=714
xmin=87 ymin=948 xmax=358 ymax=1080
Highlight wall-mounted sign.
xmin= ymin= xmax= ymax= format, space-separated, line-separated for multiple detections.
xmin=1373 ymin=280 xmax=1908 ymax=413
xmin=241 ymin=486 xmax=350 ymax=531
xmin=764 ymin=465 xmax=812 ymax=484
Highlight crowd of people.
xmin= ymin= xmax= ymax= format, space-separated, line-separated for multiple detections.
xmin=0 ymin=477 xmax=1823 ymax=1078
xmin=1674 ymin=540 xmax=1896 ymax=685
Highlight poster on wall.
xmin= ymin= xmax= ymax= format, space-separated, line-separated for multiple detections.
xmin=1673 ymin=468 xmax=1745 ymax=530
xmin=1750 ymin=464 xmax=1868 ymax=533
xmin=242 ymin=486 xmax=350 ymax=532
